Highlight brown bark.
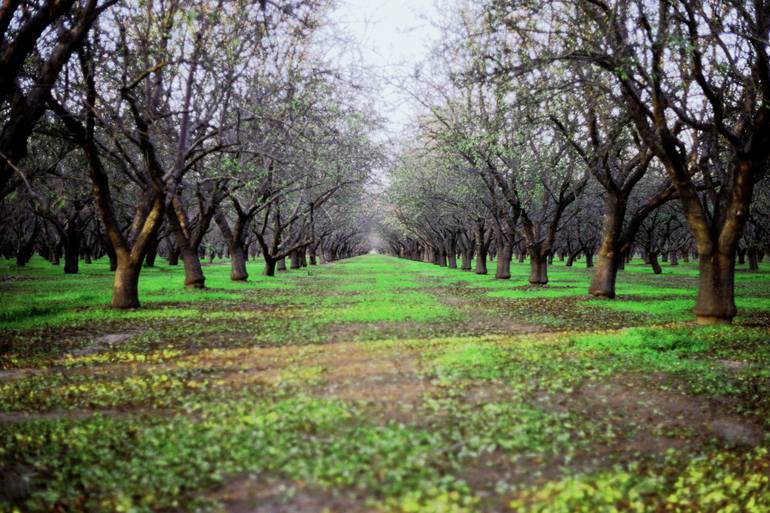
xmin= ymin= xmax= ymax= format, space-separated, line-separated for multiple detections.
xmin=694 ymin=252 xmax=737 ymax=324
xmin=143 ymin=235 xmax=158 ymax=268
xmin=290 ymin=250 xmax=302 ymax=269
xmin=167 ymin=246 xmax=180 ymax=266
xmin=495 ymin=237 xmax=512 ymax=279
xmin=230 ymin=245 xmax=248 ymax=281
xmin=748 ymin=248 xmax=759 ymax=272
xmin=63 ymin=226 xmax=80 ymax=274
xmin=112 ymin=260 xmax=140 ymax=309
xmin=590 ymin=196 xmax=625 ymax=297
xmin=589 ymin=253 xmax=619 ymax=298
xmin=179 ymin=244 xmax=205 ymax=288
xmin=529 ymin=253 xmax=548 ymax=285
xmin=460 ymin=245 xmax=473 ymax=271
xmin=264 ymin=257 xmax=277 ymax=276
xmin=475 ymin=219 xmax=487 ymax=275
xmin=669 ymin=251 xmax=678 ymax=266
xmin=167 ymin=198 xmax=205 ymax=288
xmin=15 ymin=221 xmax=39 ymax=267
xmin=649 ymin=252 xmax=662 ymax=274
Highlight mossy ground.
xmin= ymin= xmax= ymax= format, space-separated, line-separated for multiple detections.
xmin=1 ymin=254 xmax=769 ymax=512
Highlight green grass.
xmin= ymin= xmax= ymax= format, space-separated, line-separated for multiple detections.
xmin=1 ymin=254 xmax=769 ymax=512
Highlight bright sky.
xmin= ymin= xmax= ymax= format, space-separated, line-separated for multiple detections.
xmin=326 ymin=0 xmax=442 ymax=138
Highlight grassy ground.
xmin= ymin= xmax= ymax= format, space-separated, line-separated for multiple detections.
xmin=1 ymin=254 xmax=769 ymax=513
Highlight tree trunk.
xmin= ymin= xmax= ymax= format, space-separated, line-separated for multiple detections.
xmin=447 ymin=250 xmax=457 ymax=269
xmin=585 ymin=252 xmax=593 ymax=268
xmin=112 ymin=260 xmax=141 ymax=309
xmin=51 ymin=241 xmax=64 ymax=265
xmin=264 ymin=257 xmax=277 ymax=276
xmin=290 ymin=250 xmax=302 ymax=269
xmin=475 ymin=220 xmax=487 ymax=274
xmin=230 ymin=244 xmax=248 ymax=281
xmin=180 ymin=245 xmax=205 ymax=288
xmin=747 ymin=248 xmax=759 ymax=272
xmin=669 ymin=251 xmax=678 ymax=266
xmin=649 ymin=252 xmax=662 ymax=274
xmin=737 ymin=248 xmax=746 ymax=265
xmin=495 ymin=238 xmax=512 ymax=279
xmin=590 ymin=252 xmax=620 ymax=298
xmin=438 ymin=248 xmax=447 ymax=267
xmin=277 ymin=257 xmax=287 ymax=272
xmin=144 ymin=236 xmax=158 ymax=268
xmin=693 ymin=251 xmax=736 ymax=324
xmin=460 ymin=246 xmax=473 ymax=271
xmin=104 ymin=243 xmax=118 ymax=273
xmin=63 ymin=232 xmax=80 ymax=274
xmin=15 ymin=223 xmax=38 ymax=267
xmin=529 ymin=253 xmax=548 ymax=285
xmin=475 ymin=246 xmax=487 ymax=275
xmin=167 ymin=245 xmax=180 ymax=266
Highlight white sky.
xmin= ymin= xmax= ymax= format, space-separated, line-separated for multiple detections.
xmin=326 ymin=0 xmax=442 ymax=138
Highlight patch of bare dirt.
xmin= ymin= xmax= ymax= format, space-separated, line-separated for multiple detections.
xmin=213 ymin=476 xmax=375 ymax=513
xmin=0 ymin=407 xmax=174 ymax=424
xmin=69 ymin=332 xmax=134 ymax=357
xmin=578 ymin=378 xmax=765 ymax=447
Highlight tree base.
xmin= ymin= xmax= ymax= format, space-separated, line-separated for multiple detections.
xmin=695 ymin=315 xmax=733 ymax=325
xmin=589 ymin=289 xmax=616 ymax=299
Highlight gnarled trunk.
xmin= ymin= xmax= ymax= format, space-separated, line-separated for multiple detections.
xmin=446 ymin=235 xmax=457 ymax=269
xmin=590 ymin=253 xmax=620 ymax=298
xmin=693 ymin=251 xmax=736 ymax=324
xmin=112 ymin=259 xmax=141 ymax=308
xmin=167 ymin=245 xmax=180 ymax=266
xmin=16 ymin=222 xmax=38 ymax=267
xmin=290 ymin=250 xmax=302 ymax=269
xmin=264 ymin=257 xmax=277 ymax=276
xmin=590 ymin=197 xmax=624 ymax=298
xmin=230 ymin=244 xmax=248 ymax=281
xmin=475 ymin=220 xmax=487 ymax=274
xmin=63 ymin=229 xmax=80 ymax=274
xmin=649 ymin=252 xmax=662 ymax=274
xmin=669 ymin=251 xmax=678 ymax=266
xmin=495 ymin=238 xmax=512 ymax=279
xmin=277 ymin=257 xmax=287 ymax=272
xmin=437 ymin=248 xmax=447 ymax=267
xmin=747 ymin=248 xmax=759 ymax=272
xmin=180 ymin=245 xmax=205 ymax=288
xmin=460 ymin=246 xmax=473 ymax=271
xmin=529 ymin=253 xmax=548 ymax=285
xmin=144 ymin=236 xmax=158 ymax=268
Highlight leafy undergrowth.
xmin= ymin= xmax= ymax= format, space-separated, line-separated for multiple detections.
xmin=1 ymin=254 xmax=769 ymax=512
